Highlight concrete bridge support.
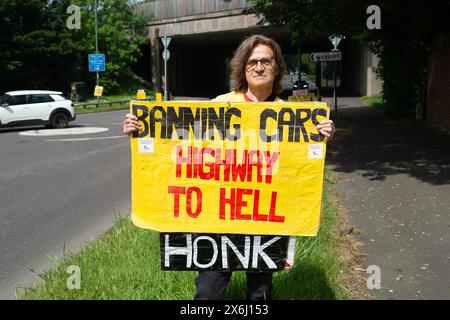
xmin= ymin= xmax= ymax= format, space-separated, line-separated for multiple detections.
xmin=137 ymin=1 xmax=381 ymax=98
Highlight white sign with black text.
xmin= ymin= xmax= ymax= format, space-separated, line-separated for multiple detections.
xmin=309 ymin=51 xmax=342 ymax=62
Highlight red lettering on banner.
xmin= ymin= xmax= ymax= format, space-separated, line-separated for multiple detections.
xmin=199 ymin=148 xmax=215 ymax=180
xmin=268 ymin=191 xmax=284 ymax=222
xmin=235 ymin=188 xmax=252 ymax=220
xmin=168 ymin=186 xmax=186 ymax=217
xmin=193 ymin=147 xmax=200 ymax=178
xmin=220 ymin=187 xmax=236 ymax=220
xmin=263 ymin=151 xmax=279 ymax=184
xmin=186 ymin=186 xmax=202 ymax=218
xmin=176 ymin=146 xmax=280 ymax=184
xmin=231 ymin=150 xmax=248 ymax=182
xmin=168 ymin=185 xmax=203 ymax=218
xmin=252 ymin=189 xmax=268 ymax=221
xmin=219 ymin=187 xmax=284 ymax=223
xmin=173 ymin=146 xmax=284 ymax=224
xmin=247 ymin=150 xmax=263 ymax=183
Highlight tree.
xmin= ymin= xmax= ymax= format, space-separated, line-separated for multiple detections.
xmin=72 ymin=0 xmax=149 ymax=93
xmin=248 ymin=0 xmax=367 ymax=40
xmin=0 ymin=0 xmax=61 ymax=91
xmin=248 ymin=0 xmax=450 ymax=118
xmin=0 ymin=0 xmax=149 ymax=95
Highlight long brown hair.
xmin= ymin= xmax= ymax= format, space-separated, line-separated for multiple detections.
xmin=231 ymin=34 xmax=286 ymax=94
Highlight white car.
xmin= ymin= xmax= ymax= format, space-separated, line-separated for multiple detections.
xmin=0 ymin=90 xmax=76 ymax=129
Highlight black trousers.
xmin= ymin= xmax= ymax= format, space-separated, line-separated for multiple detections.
xmin=194 ymin=271 xmax=273 ymax=300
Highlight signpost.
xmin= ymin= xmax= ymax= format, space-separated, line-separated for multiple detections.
xmin=309 ymin=51 xmax=341 ymax=117
xmin=162 ymin=49 xmax=170 ymax=61
xmin=328 ymin=34 xmax=344 ymax=117
xmin=309 ymin=34 xmax=344 ymax=117
xmin=88 ymin=52 xmax=105 ymax=107
xmin=90 ymin=0 xmax=104 ymax=107
xmin=94 ymin=85 xmax=103 ymax=97
xmin=88 ymin=54 xmax=106 ymax=72
xmin=309 ymin=51 xmax=342 ymax=63
xmin=161 ymin=35 xmax=171 ymax=101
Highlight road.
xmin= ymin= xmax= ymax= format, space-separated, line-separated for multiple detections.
xmin=0 ymin=110 xmax=131 ymax=299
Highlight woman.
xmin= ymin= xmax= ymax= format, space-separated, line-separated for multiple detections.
xmin=123 ymin=35 xmax=335 ymax=299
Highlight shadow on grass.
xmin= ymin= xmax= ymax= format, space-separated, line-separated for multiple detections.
xmin=273 ymin=264 xmax=336 ymax=300
xmin=222 ymin=265 xmax=336 ymax=300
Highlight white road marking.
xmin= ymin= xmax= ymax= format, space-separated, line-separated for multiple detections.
xmin=19 ymin=127 xmax=109 ymax=136
xmin=44 ymin=135 xmax=127 ymax=142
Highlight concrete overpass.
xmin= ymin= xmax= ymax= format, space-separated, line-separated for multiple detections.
xmin=135 ymin=0 xmax=381 ymax=98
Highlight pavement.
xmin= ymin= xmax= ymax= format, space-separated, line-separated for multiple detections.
xmin=323 ymin=97 xmax=450 ymax=299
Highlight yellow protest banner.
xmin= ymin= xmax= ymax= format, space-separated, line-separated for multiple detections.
xmin=130 ymin=101 xmax=329 ymax=236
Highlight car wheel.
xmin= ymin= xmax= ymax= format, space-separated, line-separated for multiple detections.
xmin=51 ymin=112 xmax=69 ymax=129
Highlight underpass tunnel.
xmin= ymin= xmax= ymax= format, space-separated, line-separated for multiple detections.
xmin=169 ymin=38 xmax=231 ymax=98
xmin=158 ymin=27 xmax=297 ymax=98
xmin=147 ymin=28 xmax=374 ymax=98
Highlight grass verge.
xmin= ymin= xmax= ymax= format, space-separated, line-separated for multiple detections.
xmin=362 ymin=95 xmax=385 ymax=110
xmin=74 ymin=94 xmax=155 ymax=114
xmin=19 ymin=167 xmax=353 ymax=300
xmin=75 ymin=103 xmax=130 ymax=114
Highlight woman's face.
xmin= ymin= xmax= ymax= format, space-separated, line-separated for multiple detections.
xmin=245 ymin=44 xmax=277 ymax=91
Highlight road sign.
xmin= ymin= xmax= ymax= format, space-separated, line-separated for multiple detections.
xmin=94 ymin=85 xmax=103 ymax=97
xmin=136 ymin=89 xmax=146 ymax=100
xmin=329 ymin=34 xmax=344 ymax=51
xmin=161 ymin=36 xmax=171 ymax=48
xmin=88 ymin=54 xmax=105 ymax=72
xmin=162 ymin=49 xmax=170 ymax=61
xmin=309 ymin=51 xmax=342 ymax=63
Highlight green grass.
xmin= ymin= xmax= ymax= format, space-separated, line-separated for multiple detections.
xmin=75 ymin=93 xmax=155 ymax=113
xmin=19 ymin=167 xmax=350 ymax=300
xmin=75 ymin=103 xmax=129 ymax=113
xmin=19 ymin=218 xmax=197 ymax=300
xmin=86 ymin=94 xmax=137 ymax=103
xmin=362 ymin=95 xmax=385 ymax=110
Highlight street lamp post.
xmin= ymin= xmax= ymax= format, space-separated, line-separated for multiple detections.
xmin=297 ymin=37 xmax=301 ymax=85
xmin=332 ymin=59 xmax=337 ymax=117
xmin=328 ymin=34 xmax=344 ymax=118
xmin=161 ymin=35 xmax=171 ymax=101
xmin=94 ymin=0 xmax=99 ymax=106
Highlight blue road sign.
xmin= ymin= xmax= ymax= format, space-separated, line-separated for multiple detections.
xmin=88 ymin=54 xmax=105 ymax=72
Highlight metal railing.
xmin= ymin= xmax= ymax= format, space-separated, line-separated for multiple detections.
xmin=74 ymin=99 xmax=130 ymax=109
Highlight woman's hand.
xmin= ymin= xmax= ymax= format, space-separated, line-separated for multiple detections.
xmin=122 ymin=113 xmax=142 ymax=135
xmin=317 ymin=119 xmax=335 ymax=141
